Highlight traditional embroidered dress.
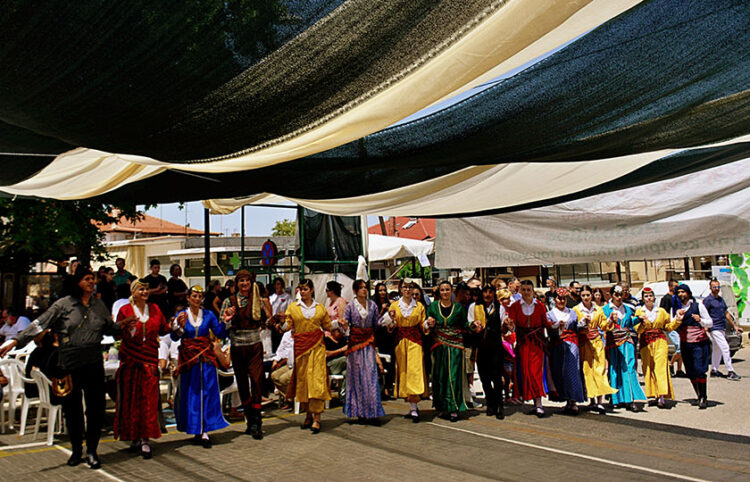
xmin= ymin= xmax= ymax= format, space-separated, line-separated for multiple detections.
xmin=343 ymin=298 xmax=385 ymax=419
xmin=673 ymin=297 xmax=712 ymax=398
xmin=634 ymin=305 xmax=681 ymax=399
xmin=285 ymin=301 xmax=332 ymax=413
xmin=391 ymin=299 xmax=426 ymax=402
xmin=574 ymin=303 xmax=617 ymax=399
xmin=507 ymin=299 xmax=549 ymax=400
xmin=172 ymin=308 xmax=229 ymax=435
xmin=427 ymin=301 xmax=469 ymax=413
xmin=603 ymin=302 xmax=646 ymax=404
xmin=114 ymin=302 xmax=170 ymax=441
xmin=546 ymin=307 xmax=586 ymax=403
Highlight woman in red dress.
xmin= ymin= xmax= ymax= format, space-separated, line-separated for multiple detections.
xmin=506 ymin=280 xmax=550 ymax=417
xmin=115 ymin=279 xmax=170 ymax=458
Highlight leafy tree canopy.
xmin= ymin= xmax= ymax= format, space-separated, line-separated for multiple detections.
xmin=271 ymin=218 xmax=296 ymax=237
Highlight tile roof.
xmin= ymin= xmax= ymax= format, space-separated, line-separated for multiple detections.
xmin=99 ymin=212 xmax=215 ymax=236
xmin=367 ymin=217 xmax=435 ymax=241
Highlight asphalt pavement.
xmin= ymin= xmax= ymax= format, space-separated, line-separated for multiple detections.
xmin=1 ymin=346 xmax=749 ymax=481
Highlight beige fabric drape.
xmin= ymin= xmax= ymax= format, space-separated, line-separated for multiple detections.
xmin=0 ymin=0 xmax=639 ymax=200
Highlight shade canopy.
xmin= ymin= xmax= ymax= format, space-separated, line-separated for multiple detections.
xmin=435 ymin=157 xmax=750 ymax=268
xmin=368 ymin=234 xmax=434 ymax=262
xmin=1 ymin=1 xmax=748 ymax=218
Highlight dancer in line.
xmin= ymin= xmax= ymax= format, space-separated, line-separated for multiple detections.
xmin=546 ymin=288 xmax=586 ymax=415
xmin=574 ymin=286 xmax=616 ymax=414
xmin=343 ymin=279 xmax=385 ymax=424
xmin=634 ymin=287 xmax=680 ymax=408
xmin=172 ymin=285 xmax=229 ymax=448
xmin=426 ymin=281 xmax=469 ymax=422
xmin=283 ymin=279 xmax=332 ymax=433
xmin=387 ymin=279 xmax=427 ymax=422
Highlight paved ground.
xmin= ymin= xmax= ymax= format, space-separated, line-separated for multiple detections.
xmin=2 ymin=345 xmax=749 ymax=481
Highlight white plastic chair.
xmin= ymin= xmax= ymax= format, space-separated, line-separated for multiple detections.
xmin=217 ymin=368 xmax=239 ymax=410
xmin=0 ymin=357 xmax=28 ymax=433
xmin=3 ymin=358 xmax=41 ymax=436
xmin=30 ymin=369 xmax=62 ymax=446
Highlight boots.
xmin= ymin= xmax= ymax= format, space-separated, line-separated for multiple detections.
xmin=245 ymin=406 xmax=263 ymax=439
xmin=697 ymin=382 xmax=708 ymax=410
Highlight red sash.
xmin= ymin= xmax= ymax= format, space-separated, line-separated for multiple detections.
xmin=347 ymin=327 xmax=375 ymax=355
xmin=119 ymin=339 xmax=159 ymax=369
xmin=606 ymin=325 xmax=633 ymax=350
xmin=293 ymin=330 xmax=324 ymax=361
xmin=560 ymin=329 xmax=579 ymax=345
xmin=639 ymin=329 xmax=666 ymax=346
xmin=432 ymin=327 xmax=464 ymax=351
xmin=176 ymin=337 xmax=216 ymax=376
xmin=396 ymin=325 xmax=423 ymax=345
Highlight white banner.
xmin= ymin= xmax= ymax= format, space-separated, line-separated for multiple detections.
xmin=436 ymin=158 xmax=750 ymax=267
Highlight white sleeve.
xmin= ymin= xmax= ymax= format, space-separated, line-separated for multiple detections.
xmin=698 ymin=303 xmax=713 ymax=329
xmin=467 ymin=303 xmax=476 ymax=323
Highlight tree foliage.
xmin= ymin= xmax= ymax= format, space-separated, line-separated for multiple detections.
xmin=0 ymin=199 xmax=144 ymax=271
xmin=271 ymin=218 xmax=296 ymax=237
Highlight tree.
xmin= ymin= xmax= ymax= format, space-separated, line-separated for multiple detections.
xmin=0 ymin=199 xmax=144 ymax=271
xmin=271 ymin=218 xmax=295 ymax=237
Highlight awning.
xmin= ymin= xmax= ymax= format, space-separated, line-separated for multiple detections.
xmin=2 ymin=1 xmax=747 ymax=219
xmin=368 ymin=234 xmax=434 ymax=262
xmin=435 ymin=157 xmax=750 ymax=267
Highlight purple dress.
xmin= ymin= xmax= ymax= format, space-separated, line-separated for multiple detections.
xmin=343 ymin=299 xmax=386 ymax=419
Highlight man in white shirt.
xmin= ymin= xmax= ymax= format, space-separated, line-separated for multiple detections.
xmin=0 ymin=308 xmax=31 ymax=342
xmin=270 ymin=331 xmax=294 ymax=409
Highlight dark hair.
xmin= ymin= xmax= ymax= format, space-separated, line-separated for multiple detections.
xmin=326 ymin=281 xmax=342 ymax=297
xmin=256 ymin=281 xmax=268 ymax=297
xmin=520 ymin=280 xmax=535 ymax=288
xmin=568 ymin=280 xmax=580 ymax=288
xmin=669 ymin=278 xmax=679 ymax=285
xmin=709 ymin=278 xmax=720 ymax=286
xmin=116 ymin=257 xmax=125 ymax=264
xmin=273 ymin=277 xmax=285 ymax=288
xmin=398 ymin=278 xmax=416 ymax=290
xmin=127 ymin=275 xmax=138 ymax=283
xmin=116 ymin=283 xmax=131 ymax=300
xmin=106 ymin=267 xmax=114 ymax=275
xmin=412 ymin=285 xmax=427 ymax=307
xmin=299 ymin=279 xmax=314 ymax=292
xmin=4 ymin=307 xmax=18 ymax=318
xmin=150 ymin=259 xmax=160 ymax=267
xmin=508 ymin=276 xmax=519 ymax=283
xmin=455 ymin=281 xmax=470 ymax=293
xmin=169 ymin=263 xmax=181 ymax=276
xmin=352 ymin=279 xmax=368 ymax=294
xmin=482 ymin=284 xmax=496 ymax=293
xmin=388 ymin=291 xmax=399 ymax=301
xmin=437 ymin=280 xmax=453 ymax=292
xmin=580 ymin=285 xmax=593 ymax=294
xmin=373 ymin=282 xmax=388 ymax=306
xmin=224 ymin=279 xmax=235 ymax=288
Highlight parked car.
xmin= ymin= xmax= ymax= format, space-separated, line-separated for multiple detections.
xmin=636 ymin=281 xmax=743 ymax=357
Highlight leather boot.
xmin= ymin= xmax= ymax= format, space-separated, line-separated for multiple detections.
xmin=247 ymin=407 xmax=263 ymax=439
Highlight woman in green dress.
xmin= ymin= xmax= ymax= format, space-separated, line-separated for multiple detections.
xmin=426 ymin=280 xmax=470 ymax=422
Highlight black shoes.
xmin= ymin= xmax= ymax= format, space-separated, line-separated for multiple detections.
xmin=85 ymin=452 xmax=101 ymax=470
xmin=698 ymin=397 xmax=708 ymax=409
xmin=449 ymin=412 xmax=459 ymax=423
xmin=486 ymin=407 xmax=496 ymax=417
xmin=710 ymin=370 xmax=725 ymax=378
xmin=67 ymin=452 xmax=83 ymax=467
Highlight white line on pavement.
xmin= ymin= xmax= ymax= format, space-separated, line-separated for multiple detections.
xmin=427 ymin=422 xmax=710 ymax=482
xmin=0 ymin=441 xmax=48 ymax=451
xmin=54 ymin=445 xmax=125 ymax=482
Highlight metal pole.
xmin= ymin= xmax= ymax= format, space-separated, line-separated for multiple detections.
xmin=683 ymin=256 xmax=691 ymax=280
xmin=298 ymin=206 xmax=305 ymax=279
xmin=204 ymin=208 xmax=211 ymax=289
xmin=241 ymin=206 xmax=245 ymax=269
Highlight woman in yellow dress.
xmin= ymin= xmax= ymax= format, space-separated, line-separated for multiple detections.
xmin=574 ymin=285 xmax=617 ymax=414
xmin=387 ymin=279 xmax=427 ymax=422
xmin=634 ymin=287 xmax=681 ymax=408
xmin=283 ymin=279 xmax=332 ymax=434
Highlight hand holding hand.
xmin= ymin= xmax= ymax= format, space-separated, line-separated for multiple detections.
xmin=176 ymin=312 xmax=187 ymax=328
xmin=120 ymin=315 xmax=137 ymax=328
xmin=223 ymin=306 xmax=236 ymax=322
xmin=427 ymin=317 xmax=436 ymax=329
xmin=692 ymin=314 xmax=701 ymax=322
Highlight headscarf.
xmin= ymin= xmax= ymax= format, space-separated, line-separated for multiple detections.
xmin=675 ymin=283 xmax=692 ymax=297
xmin=555 ymin=288 xmax=569 ymax=298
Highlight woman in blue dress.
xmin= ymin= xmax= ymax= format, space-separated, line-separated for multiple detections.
xmin=172 ymin=285 xmax=229 ymax=447
xmin=546 ymin=288 xmax=586 ymax=414
xmin=343 ymin=279 xmax=385 ymax=423
xmin=603 ymin=285 xmax=646 ymax=410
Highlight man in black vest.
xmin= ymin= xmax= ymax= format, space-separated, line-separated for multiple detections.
xmin=673 ymin=284 xmax=713 ymax=409
xmin=469 ymin=285 xmax=507 ymax=419
xmin=220 ymin=270 xmax=268 ymax=439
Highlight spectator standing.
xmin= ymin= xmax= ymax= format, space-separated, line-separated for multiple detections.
xmin=96 ymin=267 xmax=116 ymax=311
xmin=566 ymin=281 xmax=582 ymax=308
xmin=507 ymin=277 xmax=522 ymax=303
xmin=544 ymin=277 xmax=558 ymax=309
xmin=704 ymin=279 xmax=742 ymax=380
xmin=144 ymin=259 xmax=168 ymax=317
xmin=167 ymin=264 xmax=188 ymax=319
xmin=113 ymin=258 xmax=133 ymax=287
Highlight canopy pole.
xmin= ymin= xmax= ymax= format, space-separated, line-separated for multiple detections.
xmin=298 ymin=206 xmax=305 ymax=279
xmin=241 ymin=206 xmax=245 ymax=268
xmin=204 ymin=208 xmax=211 ymax=289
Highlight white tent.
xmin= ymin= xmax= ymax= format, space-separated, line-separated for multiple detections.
xmin=368 ymin=234 xmax=434 ymax=262
xmin=436 ymin=158 xmax=750 ymax=268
